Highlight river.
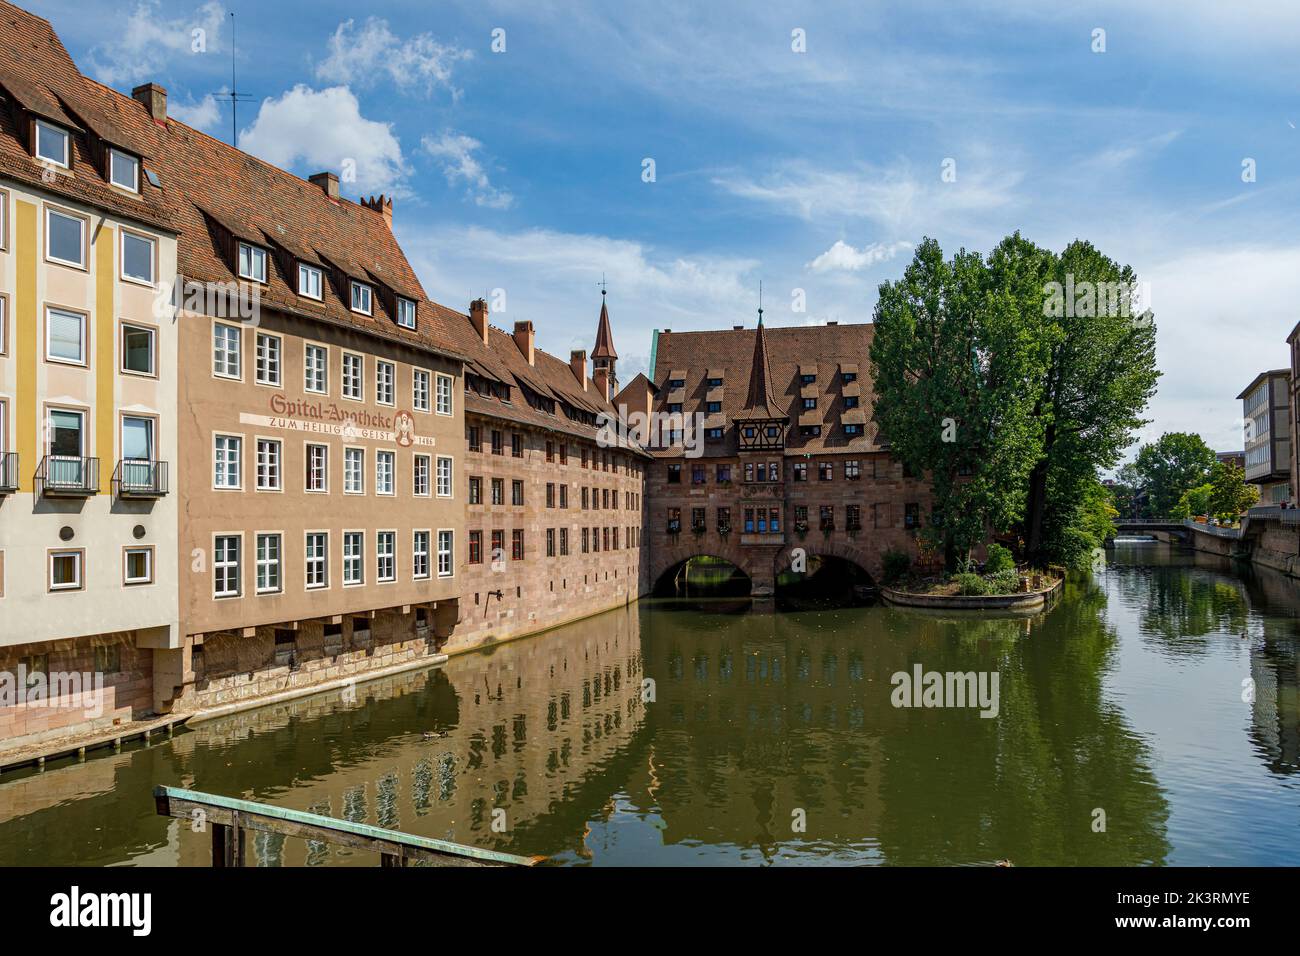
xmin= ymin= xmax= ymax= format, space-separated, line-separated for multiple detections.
xmin=1 ymin=542 xmax=1297 ymax=866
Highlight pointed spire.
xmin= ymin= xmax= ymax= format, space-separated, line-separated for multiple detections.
xmin=592 ymin=286 xmax=618 ymax=360
xmin=740 ymin=284 xmax=785 ymax=420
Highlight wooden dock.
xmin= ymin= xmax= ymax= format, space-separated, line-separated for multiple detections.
xmin=153 ymin=785 xmax=544 ymax=868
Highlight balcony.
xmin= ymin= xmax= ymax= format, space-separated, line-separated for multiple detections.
xmin=0 ymin=452 xmax=17 ymax=494
xmin=115 ymin=459 xmax=169 ymax=498
xmin=38 ymin=455 xmax=98 ymax=497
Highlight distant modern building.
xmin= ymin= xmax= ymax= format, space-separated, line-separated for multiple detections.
xmin=1286 ymin=322 xmax=1300 ymax=505
xmin=1236 ymin=370 xmax=1292 ymax=506
xmin=1215 ymin=450 xmax=1246 ymax=472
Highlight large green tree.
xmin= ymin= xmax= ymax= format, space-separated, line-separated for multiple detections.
xmin=1134 ymin=432 xmax=1216 ymax=517
xmin=1207 ymin=458 xmax=1258 ymax=520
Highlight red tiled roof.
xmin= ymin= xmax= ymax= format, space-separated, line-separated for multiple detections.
xmin=592 ymin=294 xmax=617 ymax=359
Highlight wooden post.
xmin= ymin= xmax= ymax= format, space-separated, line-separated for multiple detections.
xmin=211 ymin=823 xmax=231 ymax=867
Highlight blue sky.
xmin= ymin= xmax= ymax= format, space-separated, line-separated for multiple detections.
xmin=33 ymin=0 xmax=1300 ymax=457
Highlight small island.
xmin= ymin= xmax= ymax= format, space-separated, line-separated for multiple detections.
xmin=879 ymin=544 xmax=1065 ymax=612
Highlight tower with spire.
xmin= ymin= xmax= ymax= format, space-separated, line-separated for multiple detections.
xmin=734 ymin=284 xmax=787 ymax=450
xmin=591 ymin=284 xmax=618 ymax=399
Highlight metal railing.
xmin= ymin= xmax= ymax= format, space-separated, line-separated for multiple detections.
xmin=1246 ymin=505 xmax=1300 ymax=525
xmin=115 ymin=459 xmax=169 ymax=497
xmin=0 ymin=452 xmax=16 ymax=493
xmin=37 ymin=455 xmax=98 ymax=496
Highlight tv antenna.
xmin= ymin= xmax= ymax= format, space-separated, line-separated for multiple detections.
xmin=214 ymin=12 xmax=256 ymax=145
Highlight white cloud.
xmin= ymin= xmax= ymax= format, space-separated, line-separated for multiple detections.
xmin=808 ymin=240 xmax=912 ymax=273
xmin=88 ymin=0 xmax=225 ymax=87
xmin=315 ymin=18 xmax=472 ymax=97
xmin=421 ymin=132 xmax=514 ymax=210
xmin=237 ymin=85 xmax=407 ymax=195
xmin=169 ymin=92 xmax=222 ymax=132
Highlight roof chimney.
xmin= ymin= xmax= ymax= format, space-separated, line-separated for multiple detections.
xmin=469 ymin=298 xmax=490 ymax=346
xmin=513 ymin=320 xmax=535 ymax=366
xmin=362 ymin=194 xmax=393 ymax=229
xmin=593 ymin=366 xmax=612 ymax=402
xmin=131 ymin=83 xmax=167 ymax=123
xmin=309 ymin=172 xmax=340 ymax=201
xmin=570 ymin=350 xmax=588 ymax=390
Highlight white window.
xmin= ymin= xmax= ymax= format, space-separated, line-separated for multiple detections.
xmin=256 ymin=439 xmax=281 ymax=490
xmin=49 ymin=550 xmax=83 ymax=591
xmin=298 ymin=262 xmax=323 ymax=299
xmin=213 ymin=323 xmax=241 ymax=378
xmin=376 ymin=450 xmax=395 ymax=495
xmin=35 ymin=120 xmax=69 ymax=167
xmin=305 ymin=532 xmax=328 ymax=589
xmin=377 ymin=531 xmax=396 ymax=582
xmin=46 ymin=208 xmax=84 ymax=267
xmin=343 ymin=532 xmax=363 ymax=585
xmin=342 ymin=352 xmax=363 ymax=400
xmin=436 ymin=455 xmax=453 ymax=498
xmin=255 ymin=333 xmax=281 ymax=386
xmin=46 ymin=306 xmax=86 ymax=365
xmin=397 ymin=297 xmax=417 ymax=329
xmin=238 ymin=242 xmax=267 ymax=282
xmin=124 ymin=547 xmax=153 ymax=585
xmin=413 ymin=531 xmax=430 ymax=579
xmin=121 ymin=231 xmax=154 ymax=284
xmin=376 ymin=360 xmax=395 ymax=405
xmin=351 ymin=281 xmax=372 ymax=315
xmin=413 ymin=454 xmax=430 ymax=496
xmin=344 ymin=447 xmax=364 ymax=494
xmin=304 ymin=344 xmax=328 ymax=393
xmin=437 ymin=530 xmax=453 ymax=578
xmin=306 ymin=444 xmax=328 ymax=492
xmin=214 ymin=535 xmax=240 ymax=597
xmin=109 ymin=149 xmax=139 ymax=191
xmin=413 ymin=369 xmax=430 ymax=412
xmin=435 ymin=373 xmax=453 ymax=416
xmin=121 ymin=323 xmax=155 ymax=375
xmin=214 ymin=434 xmax=241 ymax=488
xmin=256 ymin=533 xmax=282 ymax=593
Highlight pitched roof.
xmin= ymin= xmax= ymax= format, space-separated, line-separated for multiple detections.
xmin=737 ymin=319 xmax=786 ymax=421
xmin=652 ymin=322 xmax=879 ymax=457
xmin=592 ymin=294 xmax=617 ymax=359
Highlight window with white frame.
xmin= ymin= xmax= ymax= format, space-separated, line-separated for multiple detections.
xmin=46 ymin=208 xmax=84 ymax=267
xmin=121 ymin=323 xmax=155 ymax=375
xmin=376 ymin=531 xmax=396 ymax=582
xmin=46 ymin=306 xmax=86 ymax=365
xmin=298 ymin=262 xmax=323 ymax=299
xmin=413 ymin=454 xmax=430 ymax=496
xmin=49 ymin=550 xmax=82 ymax=591
xmin=397 ymin=297 xmax=417 ymax=329
xmin=343 ymin=532 xmax=363 ymax=585
xmin=256 ymin=533 xmax=282 ymax=593
xmin=351 ymin=281 xmax=372 ymax=315
xmin=120 ymin=231 xmax=154 ymax=284
xmin=344 ymin=447 xmax=364 ymax=493
xmin=123 ymin=547 xmax=153 ymax=585
xmin=238 ymin=242 xmax=267 ymax=282
xmin=255 ymin=333 xmax=281 ymax=386
xmin=376 ymin=450 xmax=395 ymax=495
xmin=109 ymin=149 xmax=139 ymax=191
xmin=256 ymin=439 xmax=281 ymax=490
xmin=35 ymin=120 xmax=69 ymax=167
xmin=306 ymin=444 xmax=328 ymax=492
xmin=213 ymin=535 xmax=240 ymax=597
xmin=413 ymin=369 xmax=430 ymax=412
xmin=305 ymin=532 xmax=328 ymax=589
xmin=437 ymin=530 xmax=453 ymax=577
xmin=304 ymin=344 xmax=327 ymax=393
xmin=214 ymin=435 xmax=241 ymax=488
xmin=435 ymin=373 xmax=453 ymax=415
xmin=413 ymin=531 xmax=430 ymax=579
xmin=342 ymin=352 xmax=363 ymax=400
xmin=213 ymin=323 xmax=240 ymax=378
xmin=376 ymin=360 xmax=395 ymax=405
xmin=436 ymin=455 xmax=453 ymax=498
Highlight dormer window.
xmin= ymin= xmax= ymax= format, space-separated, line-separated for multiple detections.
xmin=668 ymin=378 xmax=685 ymax=389
xmin=351 ymin=281 xmax=372 ymax=315
xmin=298 ymin=262 xmax=322 ymax=299
xmin=109 ymin=149 xmax=139 ymax=192
xmin=34 ymin=120 xmax=69 ymax=167
xmin=238 ymin=242 xmax=267 ymax=282
xmin=707 ymin=377 xmax=723 ymax=388
xmin=800 ymin=373 xmax=816 ymax=385
xmin=842 ymin=372 xmax=858 ymax=383
xmin=396 ymin=296 xmax=417 ymax=329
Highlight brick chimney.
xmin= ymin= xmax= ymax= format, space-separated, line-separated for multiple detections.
xmin=570 ymin=350 xmax=588 ymax=390
xmin=593 ymin=366 xmax=612 ymax=402
xmin=469 ymin=298 xmax=490 ymax=346
xmin=131 ymin=83 xmax=167 ymax=123
xmin=512 ymin=321 xmax=535 ymax=366
xmin=362 ymin=194 xmax=393 ymax=229
xmin=309 ymin=172 xmax=339 ymax=201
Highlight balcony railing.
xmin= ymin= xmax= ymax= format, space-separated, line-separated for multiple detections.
xmin=0 ymin=452 xmax=17 ymax=494
xmin=38 ymin=455 xmax=98 ymax=497
xmin=115 ymin=459 xmax=169 ymax=498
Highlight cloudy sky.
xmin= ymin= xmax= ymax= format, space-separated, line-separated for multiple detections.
xmin=35 ymin=0 xmax=1300 ymax=456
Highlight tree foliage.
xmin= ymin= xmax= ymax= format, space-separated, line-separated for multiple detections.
xmin=1134 ymin=432 xmax=1216 ymax=517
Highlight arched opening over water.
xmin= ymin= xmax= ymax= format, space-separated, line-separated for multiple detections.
xmin=776 ymin=553 xmax=877 ymax=609
xmin=653 ymin=555 xmax=752 ymax=598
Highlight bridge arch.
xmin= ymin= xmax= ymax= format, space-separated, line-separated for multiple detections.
xmin=652 ymin=554 xmax=752 ymax=597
